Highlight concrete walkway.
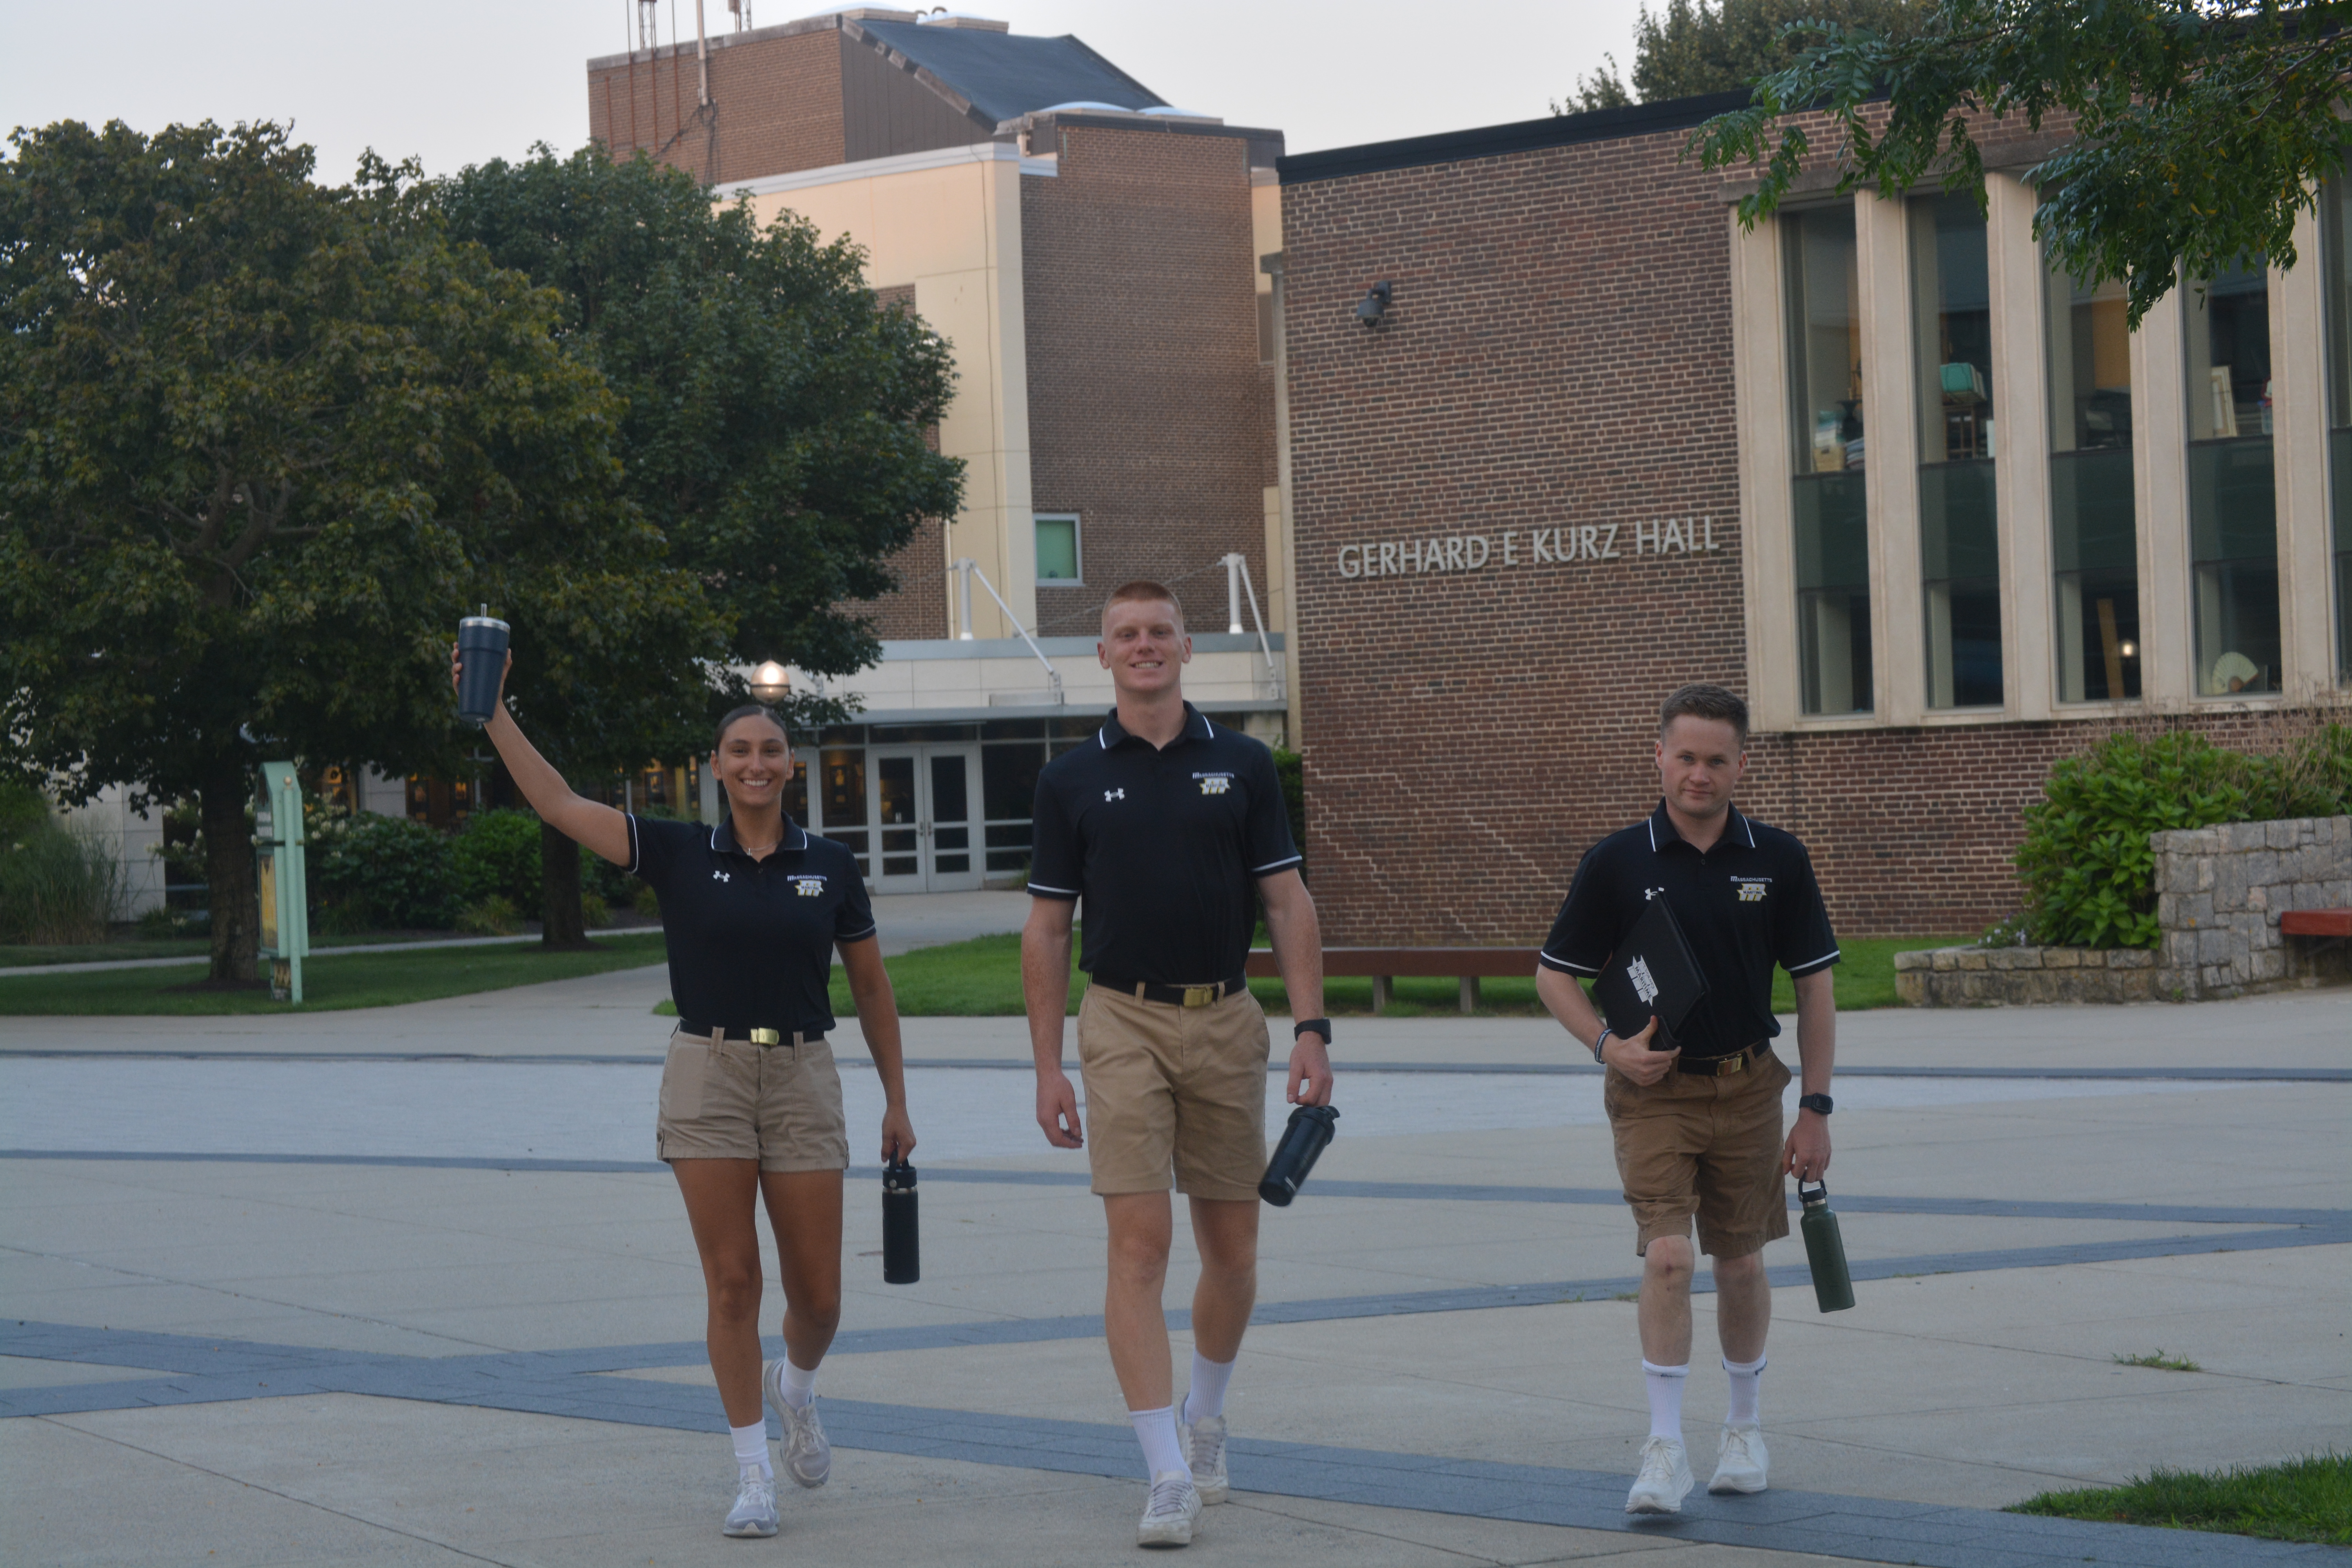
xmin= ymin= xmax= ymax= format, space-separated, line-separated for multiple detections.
xmin=0 ymin=964 xmax=2343 ymax=1566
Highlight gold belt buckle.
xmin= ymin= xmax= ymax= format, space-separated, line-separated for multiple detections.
xmin=749 ymin=1027 xmax=783 ymax=1046
xmin=1181 ymin=985 xmax=1216 ymax=1009
xmin=1720 ymin=1050 xmax=1746 ymax=1074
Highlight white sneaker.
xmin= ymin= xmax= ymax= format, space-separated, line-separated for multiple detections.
xmin=1137 ymin=1470 xmax=1202 ymax=1548
xmin=1708 ymin=1421 xmax=1769 ymax=1494
xmin=722 ymin=1466 xmax=778 ymax=1537
xmin=1181 ymin=1413 xmax=1229 ymax=1505
xmin=762 ymin=1359 xmax=831 ymax=1488
xmin=1625 ymin=1435 xmax=1694 ymax=1515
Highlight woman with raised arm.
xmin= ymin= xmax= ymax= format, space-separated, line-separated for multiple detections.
xmin=456 ymin=646 xmax=915 ymax=1540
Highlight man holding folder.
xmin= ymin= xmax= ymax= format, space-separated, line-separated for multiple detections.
xmin=1535 ymin=684 xmax=1840 ymax=1515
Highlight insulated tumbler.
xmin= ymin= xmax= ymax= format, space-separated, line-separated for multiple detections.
xmin=455 ymin=611 xmax=510 ymax=728
xmin=1258 ymin=1104 xmax=1339 ymax=1206
xmin=882 ymin=1159 xmax=919 ymax=1284
xmin=1797 ymin=1179 xmax=1856 ymax=1312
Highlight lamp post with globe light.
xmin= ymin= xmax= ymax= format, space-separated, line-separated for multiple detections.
xmin=749 ymin=661 xmax=790 ymax=704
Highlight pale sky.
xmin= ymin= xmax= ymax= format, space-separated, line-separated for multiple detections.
xmin=3 ymin=2 xmax=1650 ymax=182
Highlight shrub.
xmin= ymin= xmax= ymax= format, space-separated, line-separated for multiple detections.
xmin=2015 ymin=726 xmax=2352 ymax=949
xmin=450 ymin=808 xmax=543 ymax=911
xmin=0 ymin=811 xmax=127 ymax=944
xmin=633 ymin=881 xmax=664 ymax=920
xmin=580 ymin=889 xmax=611 ymax=929
xmin=455 ymin=894 xmax=523 ymax=935
xmin=1270 ymin=746 xmax=1307 ymax=861
xmin=312 ymin=814 xmax=457 ymax=930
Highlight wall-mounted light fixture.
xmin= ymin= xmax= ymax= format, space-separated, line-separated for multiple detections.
xmin=1356 ymin=280 xmax=1392 ymax=328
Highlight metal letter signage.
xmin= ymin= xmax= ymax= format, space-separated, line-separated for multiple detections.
xmin=1333 ymin=518 xmax=1717 ymax=582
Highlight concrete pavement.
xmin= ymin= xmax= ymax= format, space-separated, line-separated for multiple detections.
xmin=0 ymin=944 xmax=2344 ymax=1566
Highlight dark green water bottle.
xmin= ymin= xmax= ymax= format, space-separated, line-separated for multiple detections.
xmin=1798 ymin=1179 xmax=1855 ymax=1312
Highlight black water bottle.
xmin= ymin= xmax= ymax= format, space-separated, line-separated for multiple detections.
xmin=882 ymin=1160 xmax=919 ymax=1284
xmin=1258 ymin=1104 xmax=1339 ymax=1206
xmin=455 ymin=608 xmax=510 ymax=728
xmin=1798 ymin=1179 xmax=1856 ymax=1312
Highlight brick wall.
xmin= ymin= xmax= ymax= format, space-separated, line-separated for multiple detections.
xmin=1279 ymin=112 xmax=2325 ymax=944
xmin=588 ymin=26 xmax=843 ymax=186
xmin=1022 ymin=125 xmax=1278 ymax=636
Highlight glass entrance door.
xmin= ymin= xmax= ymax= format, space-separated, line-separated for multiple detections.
xmin=866 ymin=747 xmax=983 ymax=894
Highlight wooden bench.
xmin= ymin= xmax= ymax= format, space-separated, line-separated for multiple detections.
xmin=2279 ymin=909 xmax=2352 ymax=938
xmin=1245 ymin=947 xmax=1543 ymax=1013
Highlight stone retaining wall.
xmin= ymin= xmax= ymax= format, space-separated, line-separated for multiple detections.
xmin=1895 ymin=814 xmax=2351 ymax=1005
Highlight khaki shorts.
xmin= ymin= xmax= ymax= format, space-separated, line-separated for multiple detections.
xmin=655 ymin=1030 xmax=850 ymax=1173
xmin=1605 ymin=1048 xmax=1791 ymax=1259
xmin=1077 ymin=984 xmax=1270 ymax=1201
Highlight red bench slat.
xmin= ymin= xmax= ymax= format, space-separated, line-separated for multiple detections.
xmin=2280 ymin=909 xmax=2352 ymax=938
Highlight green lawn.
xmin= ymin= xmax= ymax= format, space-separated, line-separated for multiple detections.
xmin=784 ymin=931 xmax=1969 ymax=1020
xmin=0 ymin=933 xmax=670 ymax=1015
xmin=0 ymin=928 xmax=580 ymax=969
xmin=2009 ymin=1454 xmax=2350 ymax=1547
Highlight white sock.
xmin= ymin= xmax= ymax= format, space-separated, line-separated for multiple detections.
xmin=1723 ymin=1354 xmax=1766 ymax=1426
xmin=1129 ymin=1405 xmax=1191 ymax=1480
xmin=730 ymin=1418 xmax=770 ymax=1475
xmin=1642 ymin=1361 xmax=1689 ymax=1443
xmin=1181 ymin=1352 xmax=1235 ymax=1426
xmin=779 ymin=1358 xmax=818 ymax=1410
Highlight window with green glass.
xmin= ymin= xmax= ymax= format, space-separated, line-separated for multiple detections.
xmin=1913 ymin=193 xmax=2002 ymax=708
xmin=1035 ymin=514 xmax=1081 ymax=582
xmin=2045 ymin=257 xmax=2140 ymax=701
xmin=1784 ymin=204 xmax=1871 ymax=714
xmin=2185 ymin=262 xmax=2279 ymax=695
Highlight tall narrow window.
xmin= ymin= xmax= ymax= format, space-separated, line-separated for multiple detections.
xmin=2046 ymin=259 xmax=2140 ymax=700
xmin=1034 ymin=514 xmax=1081 ymax=583
xmin=2325 ymin=181 xmax=2352 ymax=682
xmin=1784 ymin=205 xmax=1871 ymax=714
xmin=1913 ymin=193 xmax=2002 ymax=708
xmin=2185 ymin=263 xmax=2278 ymax=695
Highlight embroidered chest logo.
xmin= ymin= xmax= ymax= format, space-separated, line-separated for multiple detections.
xmin=1628 ymin=954 xmax=1659 ymax=1005
xmin=711 ymin=869 xmax=731 ymax=883
xmin=791 ymin=876 xmax=826 ymax=898
xmin=1104 ymin=788 xmax=1126 ymax=802
xmin=1732 ymin=877 xmax=1769 ymax=903
xmin=1195 ymin=773 xmax=1233 ymax=796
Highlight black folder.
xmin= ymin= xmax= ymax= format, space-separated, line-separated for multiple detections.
xmin=1592 ymin=896 xmax=1710 ymax=1048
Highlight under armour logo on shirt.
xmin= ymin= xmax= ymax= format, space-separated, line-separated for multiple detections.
xmin=712 ymin=869 xmax=731 ymax=882
xmin=1104 ymin=788 xmax=1126 ymax=802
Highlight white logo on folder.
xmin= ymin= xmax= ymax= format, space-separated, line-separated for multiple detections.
xmin=1629 ymin=954 xmax=1659 ymax=1006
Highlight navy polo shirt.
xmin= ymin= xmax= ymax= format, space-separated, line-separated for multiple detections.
xmin=1539 ymin=800 xmax=1838 ymax=1060
xmin=1027 ymin=703 xmax=1302 ymax=985
xmin=629 ymin=813 xmax=876 ymax=1037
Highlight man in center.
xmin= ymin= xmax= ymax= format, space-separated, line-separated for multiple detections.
xmin=1023 ymin=579 xmax=1332 ymax=1550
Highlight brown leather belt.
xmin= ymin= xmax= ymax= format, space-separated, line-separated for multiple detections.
xmin=1092 ymin=975 xmax=1249 ymax=1008
xmin=1672 ymin=1041 xmax=1772 ymax=1077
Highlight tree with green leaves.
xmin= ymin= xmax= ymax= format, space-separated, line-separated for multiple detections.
xmin=1561 ymin=0 xmax=1927 ymax=114
xmin=433 ymin=144 xmax=964 ymax=717
xmin=1687 ymin=0 xmax=2352 ymax=325
xmin=0 ymin=120 xmax=726 ymax=980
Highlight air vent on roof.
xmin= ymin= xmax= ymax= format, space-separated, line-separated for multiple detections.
xmin=916 ymin=11 xmax=1010 ymax=28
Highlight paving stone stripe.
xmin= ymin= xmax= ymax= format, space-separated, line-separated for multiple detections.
xmin=4 ymin=1149 xmax=2342 ymax=1229
xmin=5 ymin=1048 xmax=2348 ymax=1081
xmin=0 ymin=1319 xmax=2322 ymax=1568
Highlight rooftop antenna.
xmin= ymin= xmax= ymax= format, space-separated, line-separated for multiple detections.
xmin=728 ymin=0 xmax=750 ymax=32
xmin=695 ymin=0 xmax=709 ymax=105
xmin=637 ymin=0 xmax=657 ymax=52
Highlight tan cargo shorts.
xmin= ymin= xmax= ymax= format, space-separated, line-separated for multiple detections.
xmin=655 ymin=1029 xmax=850 ymax=1173
xmin=1076 ymin=983 xmax=1270 ymax=1201
xmin=1604 ymin=1047 xmax=1792 ymax=1259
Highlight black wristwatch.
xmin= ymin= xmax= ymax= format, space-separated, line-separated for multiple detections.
xmin=1798 ymin=1093 xmax=1834 ymax=1116
xmin=1293 ymin=1018 xmax=1332 ymax=1044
